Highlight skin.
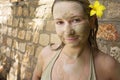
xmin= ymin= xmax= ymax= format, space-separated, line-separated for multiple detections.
xmin=54 ymin=1 xmax=90 ymax=48
xmin=32 ymin=1 xmax=120 ymax=80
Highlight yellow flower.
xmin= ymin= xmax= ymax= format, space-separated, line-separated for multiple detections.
xmin=89 ymin=0 xmax=106 ymax=18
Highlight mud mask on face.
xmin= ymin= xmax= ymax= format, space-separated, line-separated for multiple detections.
xmin=73 ymin=23 xmax=90 ymax=35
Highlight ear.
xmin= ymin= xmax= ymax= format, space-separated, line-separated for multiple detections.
xmin=89 ymin=15 xmax=97 ymax=29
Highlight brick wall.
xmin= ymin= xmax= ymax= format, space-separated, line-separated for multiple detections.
xmin=0 ymin=0 xmax=120 ymax=79
xmin=96 ymin=0 xmax=120 ymax=61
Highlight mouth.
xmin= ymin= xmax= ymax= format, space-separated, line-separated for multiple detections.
xmin=65 ymin=37 xmax=79 ymax=42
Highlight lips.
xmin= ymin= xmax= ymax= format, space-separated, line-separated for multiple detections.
xmin=65 ymin=37 xmax=78 ymax=42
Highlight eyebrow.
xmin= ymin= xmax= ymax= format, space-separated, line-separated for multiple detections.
xmin=71 ymin=15 xmax=82 ymax=17
xmin=54 ymin=18 xmax=62 ymax=20
xmin=54 ymin=15 xmax=83 ymax=20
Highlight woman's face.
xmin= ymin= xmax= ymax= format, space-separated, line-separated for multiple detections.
xmin=53 ymin=1 xmax=91 ymax=47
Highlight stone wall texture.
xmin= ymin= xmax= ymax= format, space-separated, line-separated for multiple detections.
xmin=0 ymin=0 xmax=120 ymax=79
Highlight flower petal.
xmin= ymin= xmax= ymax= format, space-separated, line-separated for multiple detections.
xmin=99 ymin=5 xmax=106 ymax=10
xmin=89 ymin=4 xmax=93 ymax=8
xmin=90 ymin=10 xmax=96 ymax=16
xmin=94 ymin=1 xmax=100 ymax=8
xmin=96 ymin=10 xmax=103 ymax=18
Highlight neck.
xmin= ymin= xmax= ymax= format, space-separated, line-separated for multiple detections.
xmin=63 ymin=43 xmax=90 ymax=59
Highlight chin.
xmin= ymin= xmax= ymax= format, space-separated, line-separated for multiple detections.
xmin=65 ymin=42 xmax=82 ymax=48
xmin=66 ymin=39 xmax=89 ymax=47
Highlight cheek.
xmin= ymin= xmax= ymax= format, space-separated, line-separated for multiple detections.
xmin=74 ymin=24 xmax=90 ymax=35
xmin=55 ymin=27 xmax=63 ymax=36
xmin=55 ymin=27 xmax=64 ymax=42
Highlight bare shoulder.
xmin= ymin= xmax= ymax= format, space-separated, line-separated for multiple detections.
xmin=40 ymin=43 xmax=62 ymax=68
xmin=40 ymin=43 xmax=61 ymax=58
xmin=40 ymin=45 xmax=53 ymax=57
xmin=94 ymin=51 xmax=120 ymax=69
xmin=32 ymin=45 xmax=53 ymax=79
xmin=32 ymin=44 xmax=62 ymax=80
xmin=94 ymin=50 xmax=120 ymax=79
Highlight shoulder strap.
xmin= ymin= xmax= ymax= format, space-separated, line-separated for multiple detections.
xmin=89 ymin=52 xmax=96 ymax=80
xmin=41 ymin=47 xmax=63 ymax=80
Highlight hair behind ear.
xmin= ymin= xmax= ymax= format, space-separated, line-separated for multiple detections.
xmin=88 ymin=15 xmax=98 ymax=49
xmin=89 ymin=15 xmax=97 ymax=29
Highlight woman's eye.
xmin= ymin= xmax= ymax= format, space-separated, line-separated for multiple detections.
xmin=72 ymin=18 xmax=81 ymax=23
xmin=56 ymin=21 xmax=64 ymax=25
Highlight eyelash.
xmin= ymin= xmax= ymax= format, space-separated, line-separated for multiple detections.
xmin=71 ymin=18 xmax=81 ymax=23
xmin=55 ymin=18 xmax=82 ymax=25
xmin=56 ymin=21 xmax=64 ymax=25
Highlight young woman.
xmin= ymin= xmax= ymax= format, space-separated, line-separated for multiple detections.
xmin=32 ymin=0 xmax=120 ymax=80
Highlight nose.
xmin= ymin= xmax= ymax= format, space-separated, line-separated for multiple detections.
xmin=64 ymin=22 xmax=74 ymax=35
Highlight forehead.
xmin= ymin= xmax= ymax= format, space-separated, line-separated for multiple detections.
xmin=53 ymin=1 xmax=85 ymax=19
